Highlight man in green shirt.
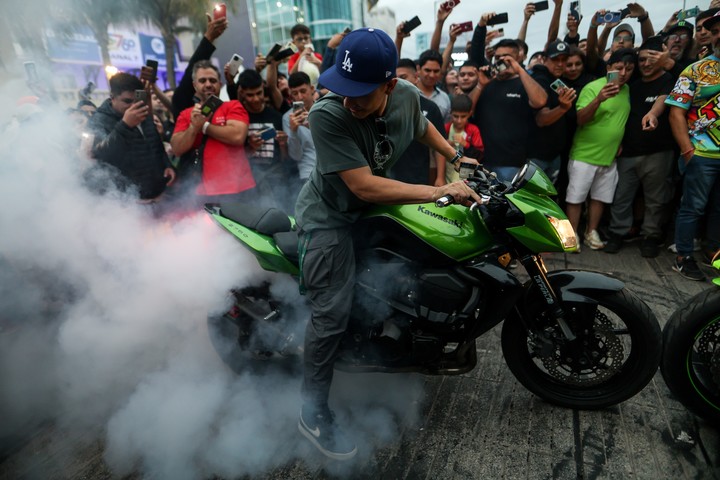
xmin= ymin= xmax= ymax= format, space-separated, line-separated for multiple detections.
xmin=295 ymin=28 xmax=480 ymax=460
xmin=565 ymin=48 xmax=635 ymax=250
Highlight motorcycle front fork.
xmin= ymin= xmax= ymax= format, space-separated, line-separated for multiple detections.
xmin=518 ymin=253 xmax=577 ymax=341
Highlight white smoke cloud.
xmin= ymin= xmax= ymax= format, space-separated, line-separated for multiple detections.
xmin=0 ymin=80 xmax=424 ymax=478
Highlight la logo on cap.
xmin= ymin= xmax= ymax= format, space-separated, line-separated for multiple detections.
xmin=342 ymin=50 xmax=353 ymax=72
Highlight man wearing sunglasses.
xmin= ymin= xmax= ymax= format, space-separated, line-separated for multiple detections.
xmin=294 ymin=28 xmax=481 ymax=461
xmin=89 ymin=72 xmax=175 ymax=201
xmin=663 ymin=20 xmax=696 ymax=78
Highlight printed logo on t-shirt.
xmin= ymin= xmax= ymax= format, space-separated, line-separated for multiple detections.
xmin=506 ymin=93 xmax=522 ymax=99
xmin=644 ymin=96 xmax=659 ymax=104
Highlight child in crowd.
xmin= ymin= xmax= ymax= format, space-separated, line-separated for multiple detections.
xmin=444 ymin=94 xmax=483 ymax=183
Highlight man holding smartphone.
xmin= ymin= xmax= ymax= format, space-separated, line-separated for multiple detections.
xmin=528 ymin=40 xmax=577 ymax=183
xmin=89 ymin=72 xmax=175 ymax=202
xmin=470 ymin=37 xmax=548 ymax=181
xmin=283 ymin=72 xmax=317 ymax=203
xmin=171 ymin=61 xmax=255 ymax=207
xmin=565 ymin=48 xmax=634 ymax=251
xmin=237 ymin=69 xmax=292 ymax=210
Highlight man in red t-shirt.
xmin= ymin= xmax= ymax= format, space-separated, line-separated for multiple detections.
xmin=171 ymin=60 xmax=256 ymax=206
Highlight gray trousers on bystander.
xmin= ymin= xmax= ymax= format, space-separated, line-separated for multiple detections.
xmin=609 ymin=151 xmax=675 ymax=239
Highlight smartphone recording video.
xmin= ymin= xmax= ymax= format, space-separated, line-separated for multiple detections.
xmin=487 ymin=13 xmax=509 ymax=26
xmin=402 ymin=16 xmax=422 ymax=34
xmin=213 ymin=3 xmax=226 ymax=20
xmin=201 ymin=95 xmax=223 ymax=117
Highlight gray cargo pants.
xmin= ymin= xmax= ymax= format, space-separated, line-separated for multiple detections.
xmin=299 ymin=227 xmax=355 ymax=409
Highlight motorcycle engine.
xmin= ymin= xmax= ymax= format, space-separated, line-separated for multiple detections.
xmin=355 ymin=249 xmax=473 ymax=327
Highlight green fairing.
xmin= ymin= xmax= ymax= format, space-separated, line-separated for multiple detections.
xmin=362 ymin=203 xmax=494 ymax=261
xmin=506 ymin=190 xmax=569 ymax=252
xmin=505 ymin=167 xmax=571 ymax=253
xmin=210 ymin=213 xmax=300 ymax=276
xmin=713 ymin=258 xmax=720 ymax=287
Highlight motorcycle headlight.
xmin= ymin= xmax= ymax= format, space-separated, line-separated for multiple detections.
xmin=548 ymin=216 xmax=578 ymax=250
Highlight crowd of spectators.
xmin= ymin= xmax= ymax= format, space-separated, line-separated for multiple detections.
xmin=31 ymin=0 xmax=720 ymax=282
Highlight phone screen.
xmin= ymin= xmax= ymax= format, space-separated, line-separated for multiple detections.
xmin=293 ymin=101 xmax=305 ymax=113
xmin=606 ymin=70 xmax=619 ymax=84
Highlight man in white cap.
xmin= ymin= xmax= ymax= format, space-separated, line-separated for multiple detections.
xmin=294 ymin=27 xmax=480 ymax=460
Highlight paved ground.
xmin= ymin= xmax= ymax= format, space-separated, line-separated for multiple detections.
xmin=1 ymin=244 xmax=719 ymax=479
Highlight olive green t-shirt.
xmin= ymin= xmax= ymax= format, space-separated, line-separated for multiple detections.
xmin=569 ymin=77 xmax=630 ymax=166
xmin=295 ymin=80 xmax=429 ymax=231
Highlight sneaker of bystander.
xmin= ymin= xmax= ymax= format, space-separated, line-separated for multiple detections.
xmin=604 ymin=233 xmax=623 ymax=254
xmin=672 ymin=256 xmax=705 ymax=281
xmin=640 ymin=235 xmax=663 ymax=258
xmin=584 ymin=229 xmax=605 ymax=250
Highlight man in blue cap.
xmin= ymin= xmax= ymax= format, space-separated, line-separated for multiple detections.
xmin=295 ymin=27 xmax=480 ymax=460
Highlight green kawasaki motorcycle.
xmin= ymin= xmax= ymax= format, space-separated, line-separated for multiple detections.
xmin=662 ymin=251 xmax=720 ymax=425
xmin=207 ymin=163 xmax=661 ymax=409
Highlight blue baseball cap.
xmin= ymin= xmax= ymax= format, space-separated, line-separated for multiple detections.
xmin=318 ymin=28 xmax=398 ymax=97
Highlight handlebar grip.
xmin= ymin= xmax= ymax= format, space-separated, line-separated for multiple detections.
xmin=435 ymin=195 xmax=454 ymax=207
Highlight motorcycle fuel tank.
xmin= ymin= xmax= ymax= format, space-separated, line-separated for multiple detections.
xmin=361 ymin=203 xmax=493 ymax=262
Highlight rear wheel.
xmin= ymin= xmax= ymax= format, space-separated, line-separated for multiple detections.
xmin=502 ymin=289 xmax=661 ymax=409
xmin=207 ymin=286 xmax=302 ymax=374
xmin=661 ymin=288 xmax=720 ymax=426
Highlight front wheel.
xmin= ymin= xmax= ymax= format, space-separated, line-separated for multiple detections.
xmin=501 ymin=289 xmax=661 ymax=409
xmin=661 ymin=288 xmax=720 ymax=426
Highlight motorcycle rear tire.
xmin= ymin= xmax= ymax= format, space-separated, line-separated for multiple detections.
xmin=501 ymin=288 xmax=661 ymax=409
xmin=661 ymin=287 xmax=720 ymax=426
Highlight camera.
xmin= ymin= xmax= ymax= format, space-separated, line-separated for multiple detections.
xmin=596 ymin=11 xmax=622 ymax=24
xmin=495 ymin=59 xmax=508 ymax=73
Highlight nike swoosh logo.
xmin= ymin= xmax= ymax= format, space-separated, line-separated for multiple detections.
xmin=309 ymin=426 xmax=320 ymax=437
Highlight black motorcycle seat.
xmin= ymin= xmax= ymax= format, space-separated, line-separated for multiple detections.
xmin=218 ymin=202 xmax=292 ymax=235
xmin=273 ymin=231 xmax=300 ymax=264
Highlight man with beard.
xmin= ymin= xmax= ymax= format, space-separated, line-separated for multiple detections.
xmin=604 ymin=40 xmax=676 ymax=257
xmin=170 ymin=61 xmax=255 ymax=206
xmin=663 ymin=20 xmax=696 ymax=79
xmin=89 ymin=72 xmax=175 ymax=201
xmin=472 ymin=38 xmax=547 ymax=181
xmin=665 ymin=11 xmax=720 ymax=281
xmin=527 ymin=40 xmax=578 ymax=183
xmin=294 ymin=28 xmax=480 ymax=460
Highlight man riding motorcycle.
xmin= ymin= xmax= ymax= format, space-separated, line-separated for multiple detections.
xmin=294 ymin=28 xmax=479 ymax=460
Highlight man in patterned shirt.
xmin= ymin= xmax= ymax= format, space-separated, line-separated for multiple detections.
xmin=665 ymin=10 xmax=720 ymax=281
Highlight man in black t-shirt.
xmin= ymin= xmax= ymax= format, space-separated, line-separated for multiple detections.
xmin=391 ymin=58 xmax=447 ymax=186
xmin=238 ymin=69 xmax=293 ymax=210
xmin=604 ymin=40 xmax=677 ymax=257
xmin=473 ymin=39 xmax=547 ymax=181
xmin=527 ymin=40 xmax=578 ymax=183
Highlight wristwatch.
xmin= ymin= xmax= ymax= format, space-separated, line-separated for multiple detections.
xmin=450 ymin=150 xmax=463 ymax=166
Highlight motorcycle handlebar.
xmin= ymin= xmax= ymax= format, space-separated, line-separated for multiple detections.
xmin=435 ymin=195 xmax=455 ymax=207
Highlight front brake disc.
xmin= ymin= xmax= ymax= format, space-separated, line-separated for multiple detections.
xmin=537 ymin=311 xmax=624 ymax=386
